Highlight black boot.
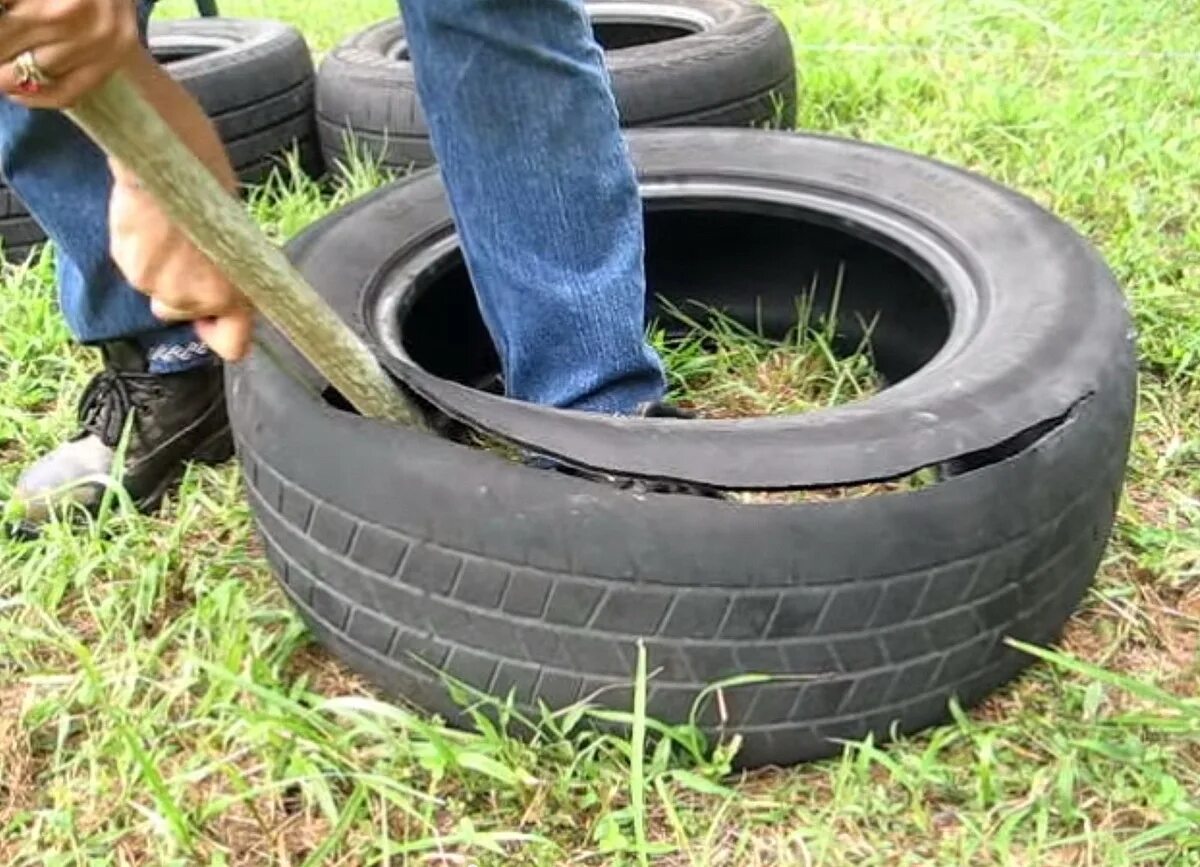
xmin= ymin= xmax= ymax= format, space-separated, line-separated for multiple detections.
xmin=12 ymin=340 xmax=233 ymax=528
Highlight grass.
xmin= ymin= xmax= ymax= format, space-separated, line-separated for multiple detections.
xmin=651 ymin=283 xmax=882 ymax=420
xmin=2 ymin=0 xmax=1199 ymax=863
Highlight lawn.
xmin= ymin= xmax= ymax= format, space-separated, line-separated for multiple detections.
xmin=2 ymin=0 xmax=1198 ymax=864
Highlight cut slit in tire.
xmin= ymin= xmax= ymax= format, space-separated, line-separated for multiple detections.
xmin=321 ymin=379 xmax=1095 ymax=499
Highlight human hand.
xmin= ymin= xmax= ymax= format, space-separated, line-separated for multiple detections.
xmin=0 ymin=0 xmax=142 ymax=108
xmin=109 ymin=160 xmax=255 ymax=362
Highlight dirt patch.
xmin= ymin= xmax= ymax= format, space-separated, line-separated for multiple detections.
xmin=284 ymin=644 xmax=373 ymax=699
xmin=1124 ymin=487 xmax=1175 ymax=530
xmin=0 ymin=440 xmax=25 ymax=466
xmin=165 ymin=742 xmax=343 ymax=865
xmin=0 ymin=685 xmax=39 ymax=851
xmin=1069 ymin=583 xmax=1198 ymax=693
xmin=202 ymin=796 xmax=334 ymax=866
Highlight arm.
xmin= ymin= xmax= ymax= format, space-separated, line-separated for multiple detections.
xmin=117 ymin=47 xmax=238 ymax=194
xmin=107 ymin=48 xmax=255 ymax=361
xmin=0 ymin=2 xmax=254 ymax=361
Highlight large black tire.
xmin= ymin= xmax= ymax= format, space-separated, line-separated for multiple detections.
xmin=315 ymin=0 xmax=797 ymax=172
xmin=0 ymin=18 xmax=321 ymax=262
xmin=227 ymin=129 xmax=1137 ymax=769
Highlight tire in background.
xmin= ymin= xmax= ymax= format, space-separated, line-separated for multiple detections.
xmin=152 ymin=18 xmax=323 ymax=185
xmin=316 ymin=0 xmax=797 ymax=173
xmin=0 ymin=18 xmax=322 ymax=262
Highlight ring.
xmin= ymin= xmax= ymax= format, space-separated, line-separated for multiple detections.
xmin=15 ymin=50 xmax=50 ymax=95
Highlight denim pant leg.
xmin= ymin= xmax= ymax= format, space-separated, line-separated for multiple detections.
xmin=0 ymin=1 xmax=213 ymax=374
xmin=398 ymin=0 xmax=666 ymax=413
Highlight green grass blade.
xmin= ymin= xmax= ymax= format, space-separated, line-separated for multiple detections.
xmin=631 ymin=639 xmax=650 ymax=867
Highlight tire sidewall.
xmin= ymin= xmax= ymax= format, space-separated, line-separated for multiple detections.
xmin=227 ymin=129 xmax=1135 ymax=766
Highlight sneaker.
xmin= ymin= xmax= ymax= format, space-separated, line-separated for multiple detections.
xmin=11 ymin=340 xmax=234 ymax=530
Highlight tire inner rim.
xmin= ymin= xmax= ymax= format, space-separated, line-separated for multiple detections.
xmin=386 ymin=3 xmax=716 ymax=61
xmin=149 ymin=34 xmax=234 ymax=65
xmin=363 ymin=178 xmax=1000 ymax=490
xmin=374 ymin=180 xmax=977 ymax=409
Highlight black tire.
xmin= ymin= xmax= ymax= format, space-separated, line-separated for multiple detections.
xmin=226 ymin=129 xmax=1137 ymax=769
xmin=315 ymin=0 xmax=796 ymax=172
xmin=1 ymin=18 xmax=321 ymax=262
xmin=0 ymin=186 xmax=47 ymax=264
xmin=151 ymin=18 xmax=323 ymax=185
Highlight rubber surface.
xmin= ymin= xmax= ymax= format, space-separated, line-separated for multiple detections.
xmin=152 ymin=18 xmax=323 ymax=185
xmin=1 ymin=18 xmax=321 ymax=261
xmin=316 ymin=0 xmax=797 ymax=171
xmin=310 ymin=128 xmax=1137 ymax=491
xmin=226 ymin=129 xmax=1137 ymax=768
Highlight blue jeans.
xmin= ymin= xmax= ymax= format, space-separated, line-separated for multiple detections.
xmin=0 ymin=0 xmax=666 ymax=412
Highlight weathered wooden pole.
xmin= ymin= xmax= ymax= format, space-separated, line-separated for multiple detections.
xmin=64 ymin=72 xmax=425 ymax=428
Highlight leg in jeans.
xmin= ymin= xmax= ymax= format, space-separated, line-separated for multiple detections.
xmin=6 ymin=0 xmax=233 ymax=529
xmin=397 ymin=0 xmax=666 ymax=414
xmin=0 ymin=0 xmax=212 ymax=375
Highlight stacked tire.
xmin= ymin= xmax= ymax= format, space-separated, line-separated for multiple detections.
xmin=316 ymin=0 xmax=797 ymax=172
xmin=0 ymin=18 xmax=323 ymax=262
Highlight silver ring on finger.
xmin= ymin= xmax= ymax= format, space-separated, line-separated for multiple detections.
xmin=15 ymin=49 xmax=51 ymax=95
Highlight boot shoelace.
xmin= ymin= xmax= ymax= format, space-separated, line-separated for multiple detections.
xmin=77 ymin=370 xmax=165 ymax=447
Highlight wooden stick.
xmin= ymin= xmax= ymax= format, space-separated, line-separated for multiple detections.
xmin=63 ymin=72 xmax=425 ymax=428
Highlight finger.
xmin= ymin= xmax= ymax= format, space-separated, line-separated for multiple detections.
xmin=0 ymin=12 xmax=141 ymax=108
xmin=111 ymin=221 xmax=170 ymax=299
xmin=195 ymin=312 xmax=254 ymax=363
xmin=0 ymin=0 xmax=139 ymax=66
xmin=150 ymin=299 xmax=196 ymax=323
xmin=109 ymin=158 xmax=143 ymax=189
xmin=0 ymin=40 xmax=73 ymax=100
xmin=150 ymin=293 xmax=238 ymax=323
xmin=0 ymin=4 xmax=48 ymax=66
xmin=0 ymin=42 xmax=109 ymax=108
xmin=110 ymin=180 xmax=175 ymax=295
xmin=147 ymin=271 xmax=241 ymax=317
xmin=7 ymin=62 xmax=110 ymax=109
xmin=149 ymin=273 xmax=249 ymax=320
